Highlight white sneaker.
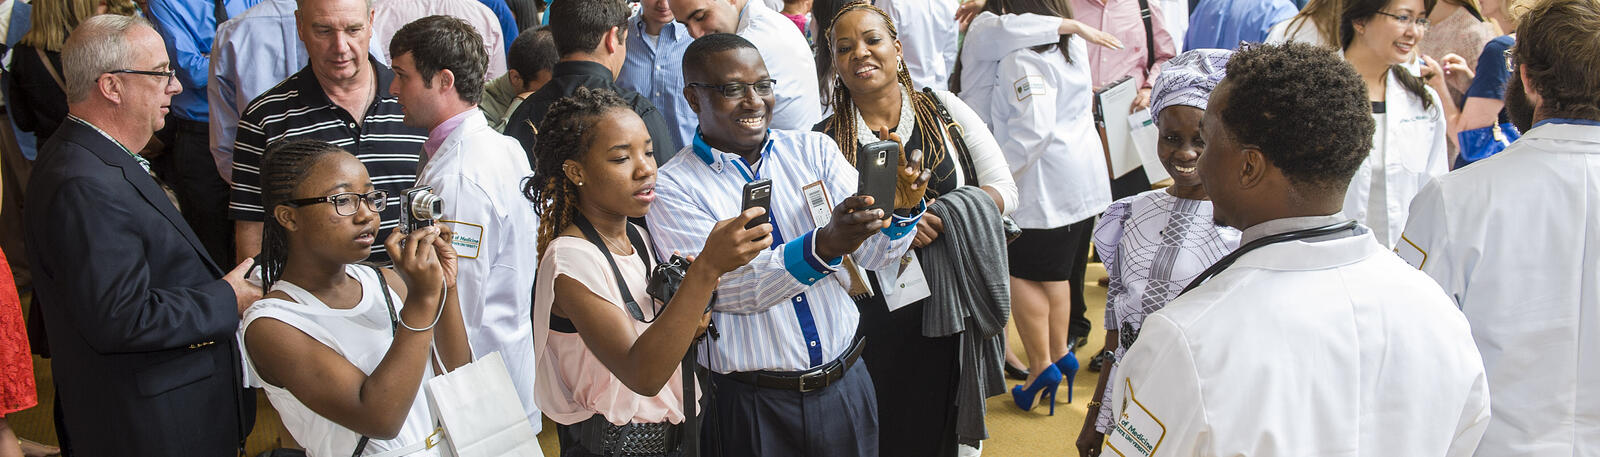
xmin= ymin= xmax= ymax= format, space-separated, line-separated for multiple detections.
xmin=958 ymin=442 xmax=982 ymax=457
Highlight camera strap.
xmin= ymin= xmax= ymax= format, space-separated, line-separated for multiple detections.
xmin=572 ymin=213 xmax=655 ymax=322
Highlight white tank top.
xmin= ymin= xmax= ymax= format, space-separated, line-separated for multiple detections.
xmin=240 ymin=264 xmax=441 ymax=457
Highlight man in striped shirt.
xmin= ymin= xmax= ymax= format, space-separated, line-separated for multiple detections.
xmin=648 ymin=34 xmax=930 ymax=457
xmin=229 ymin=0 xmax=427 ymax=264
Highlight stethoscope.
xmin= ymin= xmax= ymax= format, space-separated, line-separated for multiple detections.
xmin=1178 ymin=220 xmax=1361 ymax=295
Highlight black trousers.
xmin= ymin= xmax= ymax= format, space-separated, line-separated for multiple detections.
xmin=150 ymin=118 xmax=234 ymax=266
xmin=707 ymin=362 xmax=878 ymax=457
xmin=857 ymin=292 xmax=960 ymax=457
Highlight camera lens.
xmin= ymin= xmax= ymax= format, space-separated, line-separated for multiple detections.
xmin=411 ymin=192 xmax=443 ymax=221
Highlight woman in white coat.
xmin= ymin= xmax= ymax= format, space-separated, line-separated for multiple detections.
xmin=961 ymin=0 xmax=1113 ymax=415
xmin=1338 ymin=0 xmax=1449 ymax=247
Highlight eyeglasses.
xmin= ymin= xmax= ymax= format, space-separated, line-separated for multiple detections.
xmin=283 ymin=190 xmax=388 ymax=216
xmin=687 ymin=79 xmax=778 ymax=99
xmin=108 ymin=68 xmax=177 ymax=86
xmin=1374 ymin=11 xmax=1431 ymax=30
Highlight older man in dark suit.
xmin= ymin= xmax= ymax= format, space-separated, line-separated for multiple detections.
xmin=24 ymin=14 xmax=263 ymax=456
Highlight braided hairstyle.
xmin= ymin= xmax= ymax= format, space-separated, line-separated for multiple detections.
xmin=257 ymin=139 xmax=348 ymax=289
xmin=521 ymin=87 xmax=633 ymax=257
xmin=818 ymin=2 xmax=949 ymax=182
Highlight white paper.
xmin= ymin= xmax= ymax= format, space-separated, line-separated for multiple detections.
xmin=1096 ymin=79 xmax=1143 ymax=178
xmin=1128 ymin=109 xmax=1169 ymax=184
xmin=880 ymin=252 xmax=931 ymax=312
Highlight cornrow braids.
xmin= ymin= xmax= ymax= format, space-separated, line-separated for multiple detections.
xmin=521 ymin=86 xmax=633 ymax=257
xmin=257 ymin=139 xmax=347 ymax=289
xmin=820 ymin=3 xmax=950 ymax=190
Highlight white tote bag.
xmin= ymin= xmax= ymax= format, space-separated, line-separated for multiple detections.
xmin=425 ymin=352 xmax=544 ymax=457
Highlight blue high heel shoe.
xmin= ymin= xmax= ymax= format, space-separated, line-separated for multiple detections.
xmin=1054 ymin=353 xmax=1080 ymax=403
xmin=1011 ymin=364 xmax=1063 ymax=415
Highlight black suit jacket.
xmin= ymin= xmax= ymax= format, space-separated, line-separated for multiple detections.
xmin=505 ymin=60 xmax=681 ymax=167
xmin=24 ymin=119 xmax=249 ymax=456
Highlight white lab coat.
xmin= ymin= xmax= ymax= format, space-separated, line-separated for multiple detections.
xmin=963 ymin=22 xmax=1110 ymax=229
xmin=1107 ymin=228 xmax=1490 ymax=457
xmin=1342 ymin=68 xmax=1448 ymax=247
xmin=416 ymin=110 xmax=543 ymax=428
xmin=877 ymin=0 xmax=960 ymax=91
xmin=1400 ymin=122 xmax=1600 ymax=456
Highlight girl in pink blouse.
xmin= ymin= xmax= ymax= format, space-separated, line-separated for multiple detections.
xmin=524 ymin=87 xmax=771 ymax=457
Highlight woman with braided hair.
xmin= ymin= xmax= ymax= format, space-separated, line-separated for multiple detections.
xmin=814 ymin=3 xmax=1018 ymax=455
xmin=239 ymin=139 xmax=472 ymax=456
xmin=524 ymin=87 xmax=770 ymax=457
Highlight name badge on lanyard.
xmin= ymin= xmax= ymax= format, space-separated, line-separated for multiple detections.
xmin=802 ymin=181 xmax=874 ymax=298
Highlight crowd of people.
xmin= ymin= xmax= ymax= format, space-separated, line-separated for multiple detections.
xmin=0 ymin=0 xmax=1593 ymax=456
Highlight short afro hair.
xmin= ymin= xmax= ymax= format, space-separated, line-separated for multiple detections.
xmin=682 ymin=33 xmax=759 ymax=83
xmin=1216 ymin=42 xmax=1373 ymax=194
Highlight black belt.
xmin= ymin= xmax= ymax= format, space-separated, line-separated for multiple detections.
xmin=570 ymin=414 xmax=682 ymax=456
xmin=721 ymin=337 xmax=866 ymax=393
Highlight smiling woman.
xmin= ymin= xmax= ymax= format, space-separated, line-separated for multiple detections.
xmin=814 ymin=3 xmax=1019 ymax=456
xmin=1338 ymin=0 xmax=1451 ymax=247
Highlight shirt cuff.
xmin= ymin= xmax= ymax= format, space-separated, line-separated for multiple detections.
xmin=783 ymin=229 xmax=842 ymax=285
xmin=881 ymin=200 xmax=926 ymax=240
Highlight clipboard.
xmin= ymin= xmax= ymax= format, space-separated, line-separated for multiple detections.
xmin=1093 ymin=76 xmax=1143 ymax=179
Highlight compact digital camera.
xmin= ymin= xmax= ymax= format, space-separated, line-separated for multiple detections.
xmin=399 ymin=185 xmax=443 ymax=233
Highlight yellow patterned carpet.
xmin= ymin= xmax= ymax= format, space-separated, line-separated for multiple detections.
xmin=10 ymin=265 xmax=1111 ymax=456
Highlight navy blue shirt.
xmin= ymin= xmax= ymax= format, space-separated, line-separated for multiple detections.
xmin=1466 ymin=35 xmax=1515 ymax=124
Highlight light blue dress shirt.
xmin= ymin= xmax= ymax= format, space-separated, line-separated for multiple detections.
xmin=618 ymin=16 xmax=697 ymax=151
xmin=207 ymin=0 xmax=303 ymax=184
xmin=648 ymin=129 xmax=922 ymax=373
xmin=147 ymin=0 xmax=259 ymax=122
xmin=1183 ymin=0 xmax=1298 ymax=50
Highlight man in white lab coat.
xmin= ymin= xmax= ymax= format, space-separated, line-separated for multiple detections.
xmin=1399 ymin=0 xmax=1600 ymax=453
xmin=388 ymin=17 xmax=544 ymax=430
xmin=1104 ymin=42 xmax=1489 ymax=457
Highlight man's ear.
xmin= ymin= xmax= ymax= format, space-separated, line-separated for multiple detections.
xmin=563 ymin=158 xmax=586 ymax=187
xmin=437 ymin=68 xmax=456 ymax=94
xmin=507 ymin=69 xmax=525 ymax=90
xmin=605 ymin=26 xmax=624 ymax=55
xmin=1238 ymin=146 xmax=1267 ymax=190
xmin=99 ymin=74 xmax=123 ymax=105
xmin=1517 ymin=63 xmax=1542 ymax=109
xmin=683 ymin=84 xmax=702 ymax=115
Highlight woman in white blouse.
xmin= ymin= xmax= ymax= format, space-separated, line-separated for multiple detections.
xmin=814 ymin=3 xmax=1017 ymax=455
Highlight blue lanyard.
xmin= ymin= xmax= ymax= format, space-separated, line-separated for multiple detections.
xmin=1532 ymin=118 xmax=1600 ymax=129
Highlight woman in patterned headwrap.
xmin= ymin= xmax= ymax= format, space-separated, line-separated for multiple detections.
xmin=1074 ymin=48 xmax=1244 ymax=457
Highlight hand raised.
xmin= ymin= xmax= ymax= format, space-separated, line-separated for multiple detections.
xmin=816 ymin=195 xmax=886 ymax=259
xmin=697 ymin=207 xmax=775 ymax=276
xmin=874 ymin=128 xmax=931 ymax=210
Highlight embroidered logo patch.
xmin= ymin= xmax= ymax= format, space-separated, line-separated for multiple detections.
xmin=1395 ymin=234 xmax=1428 ymax=269
xmin=442 ymin=220 xmax=484 ymax=259
xmin=1014 ymin=75 xmax=1046 ymax=101
xmin=1106 ymin=379 xmax=1165 ymax=457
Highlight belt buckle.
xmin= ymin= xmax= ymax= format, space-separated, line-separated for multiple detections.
xmin=425 ymin=426 xmax=444 ymax=450
xmin=797 ymin=369 xmax=827 ymax=393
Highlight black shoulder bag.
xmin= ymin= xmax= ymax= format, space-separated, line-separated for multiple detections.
xmin=922 ymin=88 xmax=1023 ymax=242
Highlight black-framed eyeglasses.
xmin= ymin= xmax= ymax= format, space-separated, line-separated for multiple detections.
xmin=1374 ymin=11 xmax=1431 ymax=30
xmin=282 ymin=190 xmax=388 ymax=216
xmin=108 ymin=68 xmax=177 ymax=86
xmin=687 ymin=79 xmax=778 ymax=99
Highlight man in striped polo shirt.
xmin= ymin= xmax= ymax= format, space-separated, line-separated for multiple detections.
xmin=229 ymin=0 xmax=428 ymax=264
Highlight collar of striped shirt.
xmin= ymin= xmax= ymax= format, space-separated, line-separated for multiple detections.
xmin=291 ymin=55 xmax=398 ymax=108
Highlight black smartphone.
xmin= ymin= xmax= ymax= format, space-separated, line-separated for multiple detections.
xmin=741 ymin=178 xmax=773 ymax=231
xmin=856 ymin=140 xmax=899 ymax=219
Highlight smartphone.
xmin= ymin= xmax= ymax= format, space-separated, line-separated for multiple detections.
xmin=856 ymin=140 xmax=899 ymax=219
xmin=741 ymin=178 xmax=773 ymax=231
